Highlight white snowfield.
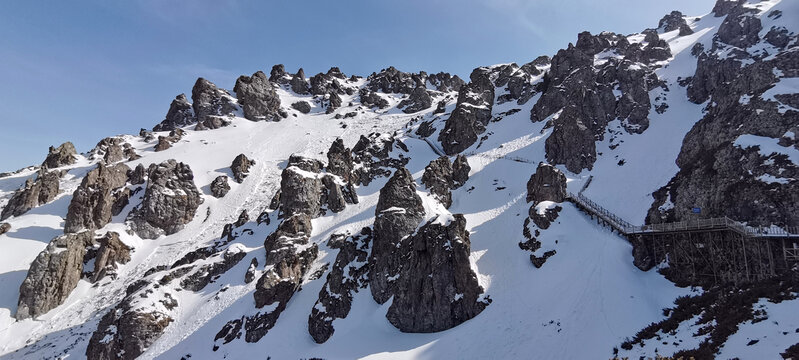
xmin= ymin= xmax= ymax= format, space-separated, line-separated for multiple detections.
xmin=0 ymin=1 xmax=798 ymax=359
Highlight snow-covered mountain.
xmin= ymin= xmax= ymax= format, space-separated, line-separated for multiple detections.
xmin=1 ymin=0 xmax=798 ymax=358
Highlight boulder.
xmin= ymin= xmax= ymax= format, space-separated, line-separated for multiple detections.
xmin=526 ymin=162 xmax=567 ymax=204
xmin=16 ymin=231 xmax=95 ymax=319
xmin=278 ymin=165 xmax=322 ymax=217
xmin=86 ymin=296 xmax=173 ymax=360
xmin=153 ymin=94 xmax=195 ymax=132
xmin=128 ymin=160 xmax=203 ymax=239
xmin=42 ymin=142 xmax=77 ymax=169
xmin=326 ymin=138 xmax=353 ymax=182
xmin=234 ymin=71 xmax=281 ymax=121
xmin=0 ymin=222 xmax=10 ymax=235
xmin=386 ymin=215 xmax=487 ymax=332
xmin=369 ymin=168 xmax=425 ymax=304
xmin=452 ymin=154 xmax=470 ymax=189
xmin=398 ymin=87 xmax=433 ymax=113
xmin=128 ymin=164 xmax=147 ymax=185
xmin=154 ymin=136 xmax=171 ymax=152
xmin=91 ymin=231 xmax=131 ymax=282
xmin=231 ymin=154 xmax=255 ymax=183
xmin=291 ymin=101 xmax=312 ymax=114
xmin=64 ymin=163 xmax=131 ymax=233
xmin=192 ymin=78 xmax=238 ymax=123
xmin=210 ymin=175 xmax=231 ymax=198
xmin=658 ymin=11 xmax=689 ymax=33
xmin=269 ymin=64 xmax=289 ymax=83
xmin=290 ymin=68 xmax=310 ymax=94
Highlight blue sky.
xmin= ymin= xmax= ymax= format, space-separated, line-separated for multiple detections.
xmin=0 ymin=0 xmax=715 ymax=172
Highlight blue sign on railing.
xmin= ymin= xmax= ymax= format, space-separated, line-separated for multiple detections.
xmin=692 ymin=207 xmax=701 ymax=214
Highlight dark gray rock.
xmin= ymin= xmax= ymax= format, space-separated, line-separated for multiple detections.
xmin=367 ymin=66 xmax=422 ymax=94
xmin=279 ymin=164 xmax=322 ymax=218
xmin=351 ymin=133 xmax=410 ymax=186
xmin=210 ymin=175 xmax=231 ymax=198
xmin=290 ymin=68 xmax=310 ymax=95
xmin=309 ymin=228 xmax=371 ymax=343
xmin=128 ymin=164 xmax=146 ymax=185
xmin=64 ymin=163 xmax=131 ymax=233
xmin=234 ymin=71 xmax=281 ymax=121
xmin=327 ymin=92 xmax=343 ymax=113
xmin=128 ymin=160 xmax=203 ymax=239
xmin=398 ymin=87 xmax=433 ymax=113
xmin=86 ymin=292 xmax=174 ymax=360
xmin=712 ymin=0 xmax=745 ymax=17
xmin=42 ymin=142 xmax=77 ymax=169
xmin=526 ymin=162 xmax=567 ymax=204
xmin=452 ymin=154 xmax=470 ymax=189
xmin=326 ymin=138 xmax=353 ymax=182
xmin=421 ymin=156 xmax=454 ymax=208
xmin=248 ymin=213 xmax=318 ymax=342
xmin=180 ymin=247 xmax=246 ymax=292
xmin=153 ymin=94 xmax=195 ymax=132
xmin=369 ymin=168 xmax=425 ymax=304
xmin=91 ymin=231 xmax=131 ymax=283
xmin=359 ymin=89 xmax=389 ymax=109
xmin=195 ymin=115 xmax=231 ymax=130
xmin=717 ymin=6 xmax=762 ymax=49
xmin=154 ymin=136 xmax=171 ymax=152
xmin=658 ymin=11 xmax=689 ymax=33
xmin=192 ymin=78 xmax=238 ymax=123
xmin=321 ymin=175 xmax=347 ymax=213
xmin=269 ymin=64 xmax=289 ymax=83
xmin=231 ymin=154 xmax=255 ymax=183
xmin=0 ymin=222 xmax=9 ymax=235
xmin=291 ymin=101 xmax=312 ymax=114
xmin=244 ymin=257 xmax=258 ymax=284
xmin=386 ymin=215 xmax=488 ymax=333
xmin=287 ymin=154 xmax=324 ymax=173
xmin=544 ymin=106 xmax=597 ymax=173
xmin=1 ymin=169 xmax=62 ymax=221
xmin=439 ymin=67 xmax=495 ymax=154
xmin=16 ymin=230 xmax=95 ymax=319
xmin=427 ymin=72 xmax=465 ymax=92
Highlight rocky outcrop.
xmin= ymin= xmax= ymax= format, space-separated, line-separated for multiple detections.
xmin=351 ymin=133 xmax=410 ymax=186
xmin=0 ymin=222 xmax=10 ymax=235
xmin=234 ymin=71 xmax=282 ymax=121
xmin=422 ymin=156 xmax=454 ymax=208
xmin=439 ymin=67 xmax=495 ymax=154
xmin=230 ymin=154 xmax=254 ymax=183
xmin=64 ymin=163 xmax=131 ymax=233
xmin=291 ymin=101 xmax=312 ymax=114
xmin=308 ymin=228 xmax=371 ymax=343
xmin=526 ymin=162 xmax=567 ymax=204
xmin=369 ymin=168 xmax=425 ymax=304
xmin=658 ymin=11 xmax=690 ymax=33
xmin=86 ymin=293 xmax=174 ymax=360
xmin=367 ymin=67 xmax=422 ymax=94
xmin=210 ymin=175 xmax=231 ymax=198
xmin=16 ymin=230 xmax=95 ymax=319
xmin=180 ymin=245 xmax=246 ymax=292
xmin=0 ymin=169 xmax=62 ymax=221
xmin=269 ymin=64 xmax=289 ymax=83
xmin=290 ymin=68 xmax=310 ymax=95
xmin=192 ymin=78 xmax=238 ymax=123
xmin=128 ymin=160 xmax=203 ymax=239
xmin=128 ymin=164 xmax=146 ymax=185
xmin=398 ymin=87 xmax=433 ymax=113
xmin=153 ymin=94 xmax=195 ymax=131
xmin=452 ymin=154 xmax=470 ymax=188
xmin=427 ymin=72 xmax=465 ymax=92
xmin=712 ymin=0 xmax=746 ymax=17
xmin=278 ymin=165 xmax=322 ymax=218
xmin=386 ymin=215 xmax=488 ymax=332
xmin=42 ymin=142 xmax=77 ymax=169
xmin=544 ymin=106 xmax=597 ymax=173
xmin=326 ymin=138 xmax=353 ymax=182
xmin=91 ymin=231 xmax=131 ymax=283
xmin=248 ymin=213 xmax=318 ymax=342
xmin=359 ymin=89 xmax=389 ymax=109
xmin=309 ymin=67 xmax=351 ymax=96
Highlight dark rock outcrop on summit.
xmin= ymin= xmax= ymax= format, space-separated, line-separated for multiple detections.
xmin=64 ymin=163 xmax=131 ymax=233
xmin=290 ymin=68 xmax=310 ymax=95
xmin=658 ymin=11 xmax=690 ymax=33
xmin=210 ymin=175 xmax=231 ymax=198
xmin=230 ymin=154 xmax=255 ymax=183
xmin=128 ymin=160 xmax=203 ymax=239
xmin=153 ymin=94 xmax=195 ymax=132
xmin=192 ymin=78 xmax=238 ymax=123
xmin=1 ymin=169 xmax=62 ymax=221
xmin=43 ymin=142 xmax=78 ymax=169
xmin=234 ymin=71 xmax=282 ymax=121
xmin=17 ymin=230 xmax=95 ymax=320
xmin=386 ymin=215 xmax=488 ymax=333
xmin=309 ymin=67 xmax=351 ymax=96
xmin=369 ymin=168 xmax=425 ymax=304
xmin=439 ymin=67 xmax=496 ymax=154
